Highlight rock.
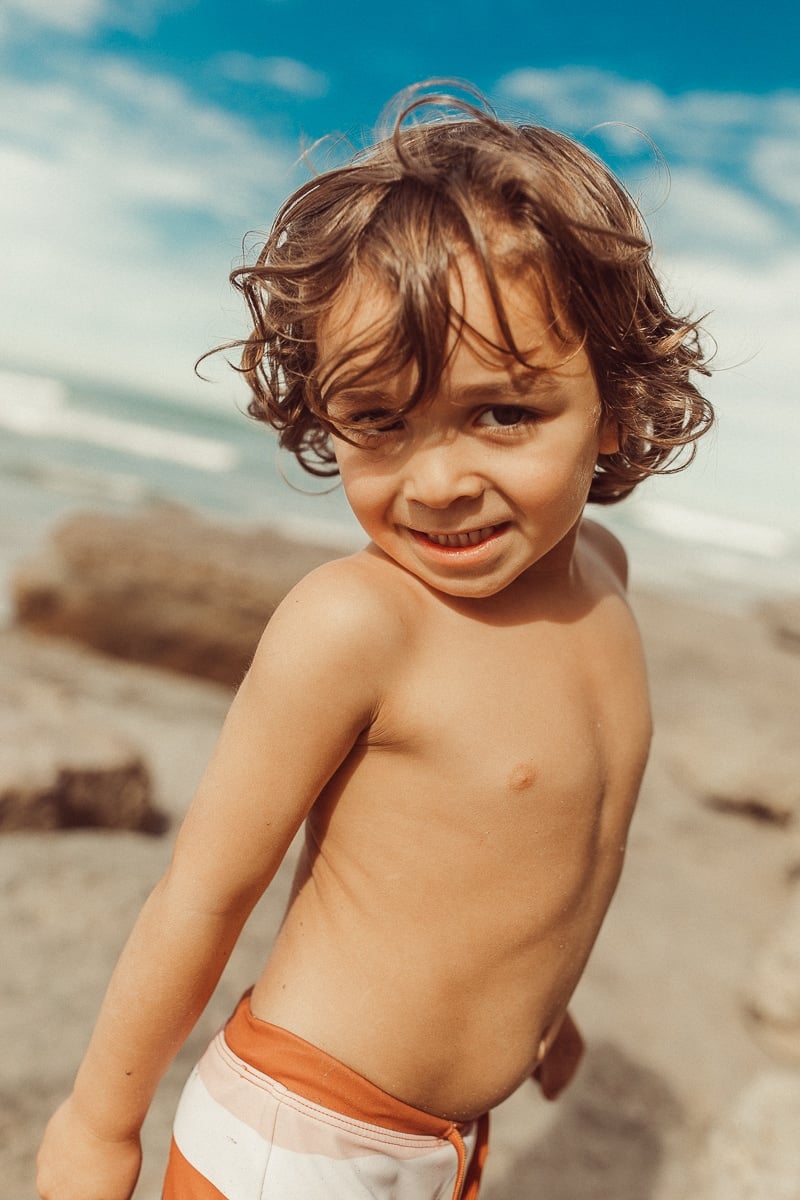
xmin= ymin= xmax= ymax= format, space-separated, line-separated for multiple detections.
xmin=670 ymin=732 xmax=798 ymax=827
xmin=761 ymin=596 xmax=800 ymax=654
xmin=745 ymin=885 xmax=800 ymax=1064
xmin=11 ymin=504 xmax=342 ymax=686
xmin=693 ymin=1071 xmax=800 ymax=1199
xmin=0 ymin=682 xmax=161 ymax=833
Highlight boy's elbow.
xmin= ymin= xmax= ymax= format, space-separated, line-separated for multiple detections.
xmin=149 ymin=864 xmax=258 ymax=932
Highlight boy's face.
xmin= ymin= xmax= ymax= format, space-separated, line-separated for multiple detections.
xmin=319 ymin=256 xmax=618 ymax=600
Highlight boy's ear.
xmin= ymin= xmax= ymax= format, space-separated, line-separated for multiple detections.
xmin=598 ymin=417 xmax=620 ymax=456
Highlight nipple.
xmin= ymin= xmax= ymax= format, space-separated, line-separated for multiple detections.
xmin=508 ymin=760 xmax=538 ymax=792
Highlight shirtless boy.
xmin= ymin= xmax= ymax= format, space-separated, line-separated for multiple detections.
xmin=37 ymin=87 xmax=713 ymax=1200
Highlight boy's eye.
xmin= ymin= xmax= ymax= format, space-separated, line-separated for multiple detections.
xmin=351 ymin=409 xmax=401 ymax=427
xmin=477 ymin=405 xmax=536 ymax=429
xmin=333 ymin=409 xmax=404 ymax=440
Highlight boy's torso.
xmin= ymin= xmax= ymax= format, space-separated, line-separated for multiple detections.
xmin=252 ymin=522 xmax=651 ymax=1121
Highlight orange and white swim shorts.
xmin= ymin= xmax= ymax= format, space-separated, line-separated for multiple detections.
xmin=162 ymin=991 xmax=489 ymax=1200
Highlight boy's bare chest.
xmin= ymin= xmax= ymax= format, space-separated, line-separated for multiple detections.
xmin=309 ymin=594 xmax=650 ymax=964
xmin=404 ymin=645 xmax=589 ymax=757
xmin=309 ymin=605 xmax=650 ymax=944
xmin=395 ymin=606 xmax=632 ymax=728
xmin=363 ymin=604 xmax=650 ymax=826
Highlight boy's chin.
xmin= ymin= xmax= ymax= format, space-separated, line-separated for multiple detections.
xmin=391 ymin=555 xmax=535 ymax=601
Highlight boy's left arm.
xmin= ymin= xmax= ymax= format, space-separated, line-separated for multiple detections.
xmin=532 ymin=1010 xmax=584 ymax=1100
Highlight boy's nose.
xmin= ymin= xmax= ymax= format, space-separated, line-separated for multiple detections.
xmin=401 ymin=438 xmax=484 ymax=509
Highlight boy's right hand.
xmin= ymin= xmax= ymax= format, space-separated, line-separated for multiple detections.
xmin=532 ymin=1010 xmax=585 ymax=1101
xmin=36 ymin=1096 xmax=142 ymax=1200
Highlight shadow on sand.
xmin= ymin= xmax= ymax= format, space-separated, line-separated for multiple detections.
xmin=484 ymin=1042 xmax=685 ymax=1200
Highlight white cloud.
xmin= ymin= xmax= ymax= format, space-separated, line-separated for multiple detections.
xmin=216 ymin=53 xmax=329 ymax=99
xmin=0 ymin=0 xmax=173 ymax=37
xmin=499 ymin=67 xmax=667 ymax=138
xmin=495 ymin=70 xmax=800 ymax=313
xmin=0 ymin=0 xmax=106 ymax=35
xmin=0 ymin=49 xmax=797 ymax=463
xmin=646 ymin=166 xmax=783 ymax=257
xmin=752 ymin=135 xmax=800 ymax=209
xmin=498 ymin=66 xmax=786 ymax=148
xmin=0 ymin=55 xmax=301 ymax=400
xmin=497 ymin=66 xmax=800 ymax=240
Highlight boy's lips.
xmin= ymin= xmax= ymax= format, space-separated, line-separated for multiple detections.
xmin=408 ymin=523 xmax=509 ymax=550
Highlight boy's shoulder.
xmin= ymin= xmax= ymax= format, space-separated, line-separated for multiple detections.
xmin=243 ymin=550 xmax=417 ymax=717
xmin=578 ymin=518 xmax=629 ymax=590
xmin=263 ymin=547 xmax=421 ymax=662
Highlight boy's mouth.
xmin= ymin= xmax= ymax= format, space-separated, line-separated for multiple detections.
xmin=411 ymin=524 xmax=507 ymax=549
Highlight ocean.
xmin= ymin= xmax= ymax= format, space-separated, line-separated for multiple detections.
xmin=1 ymin=366 xmax=798 ymax=620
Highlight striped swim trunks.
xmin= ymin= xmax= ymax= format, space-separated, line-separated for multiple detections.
xmin=163 ymin=991 xmax=489 ymax=1199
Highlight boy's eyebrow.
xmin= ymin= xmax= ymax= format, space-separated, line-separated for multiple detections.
xmin=329 ymin=389 xmax=398 ymax=409
xmin=450 ymin=373 xmax=552 ymax=404
xmin=329 ymin=371 xmax=553 ymax=411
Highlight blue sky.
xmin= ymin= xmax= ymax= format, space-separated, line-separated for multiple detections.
xmin=0 ymin=0 xmax=798 ymax=535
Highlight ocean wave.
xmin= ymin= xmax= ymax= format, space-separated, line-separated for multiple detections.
xmin=270 ymin=511 xmax=365 ymax=551
xmin=630 ymin=499 xmax=791 ymax=559
xmin=0 ymin=369 xmax=238 ymax=473
xmin=1 ymin=458 xmax=158 ymax=505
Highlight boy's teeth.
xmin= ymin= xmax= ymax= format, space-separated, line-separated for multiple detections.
xmin=427 ymin=526 xmax=493 ymax=547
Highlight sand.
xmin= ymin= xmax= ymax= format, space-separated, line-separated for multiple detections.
xmin=3 ymin=573 xmax=800 ymax=1200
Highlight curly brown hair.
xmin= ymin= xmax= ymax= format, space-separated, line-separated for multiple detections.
xmin=226 ymin=87 xmax=713 ymax=504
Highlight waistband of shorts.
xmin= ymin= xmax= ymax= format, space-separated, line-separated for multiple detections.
xmin=223 ymin=989 xmax=465 ymax=1138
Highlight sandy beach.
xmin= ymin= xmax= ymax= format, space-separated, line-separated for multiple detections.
xmin=3 ymin=511 xmax=800 ymax=1200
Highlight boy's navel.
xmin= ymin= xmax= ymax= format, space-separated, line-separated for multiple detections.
xmin=508 ymin=760 xmax=538 ymax=792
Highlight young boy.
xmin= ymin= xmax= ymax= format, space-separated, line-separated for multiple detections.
xmin=37 ymin=87 xmax=712 ymax=1200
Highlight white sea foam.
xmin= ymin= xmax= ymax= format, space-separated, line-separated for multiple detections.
xmin=2 ymin=369 xmax=798 ymax=608
xmin=631 ymin=499 xmax=790 ymax=558
xmin=272 ymin=511 xmax=364 ymax=551
xmin=0 ymin=369 xmax=238 ymax=472
xmin=0 ymin=369 xmax=66 ymax=421
xmin=5 ymin=458 xmax=156 ymax=504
